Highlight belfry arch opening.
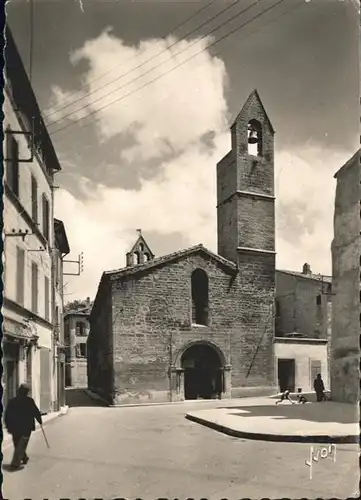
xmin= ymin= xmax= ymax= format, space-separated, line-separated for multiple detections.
xmin=191 ymin=268 xmax=209 ymax=326
xmin=181 ymin=343 xmax=223 ymax=400
xmin=247 ymin=119 xmax=263 ymax=156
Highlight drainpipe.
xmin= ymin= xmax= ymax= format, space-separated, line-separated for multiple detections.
xmin=169 ymin=329 xmax=173 ymax=402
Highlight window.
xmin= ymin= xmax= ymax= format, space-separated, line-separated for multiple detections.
xmin=16 ymin=246 xmax=25 ymax=306
xmin=42 ymin=194 xmax=50 ymax=241
xmin=76 ymin=322 xmax=86 ymax=336
xmin=275 ymin=299 xmax=281 ymax=318
xmin=44 ymin=276 xmax=50 ymax=321
xmin=316 ymin=294 xmax=322 ymax=306
xmin=191 ymin=268 xmax=209 ymax=326
xmin=144 ymin=252 xmax=149 ymax=262
xmin=31 ymin=262 xmax=38 ymax=314
xmin=76 ymin=343 xmax=87 ymax=357
xmin=55 ymin=306 xmax=59 ymax=328
xmin=134 ymin=252 xmax=140 ymax=265
xmin=247 ymin=119 xmax=263 ymax=157
xmin=310 ymin=360 xmax=322 ymax=383
xmin=31 ymin=175 xmax=38 ymax=224
xmin=6 ymin=131 xmax=20 ymax=197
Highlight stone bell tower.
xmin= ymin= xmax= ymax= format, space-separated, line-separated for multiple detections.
xmin=216 ymin=89 xmax=276 ymax=392
xmin=217 ymin=89 xmax=275 ymax=263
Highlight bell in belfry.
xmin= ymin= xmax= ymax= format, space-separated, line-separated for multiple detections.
xmin=248 ymin=124 xmax=259 ymax=144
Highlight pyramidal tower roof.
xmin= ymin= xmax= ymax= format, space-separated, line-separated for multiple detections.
xmin=231 ymin=89 xmax=275 ymax=134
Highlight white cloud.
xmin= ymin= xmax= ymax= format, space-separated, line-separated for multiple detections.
xmin=51 ymin=31 xmax=353 ymax=301
xmin=47 ymin=29 xmax=228 ymax=162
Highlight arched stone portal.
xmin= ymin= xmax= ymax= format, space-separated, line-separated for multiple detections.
xmin=181 ymin=343 xmax=224 ymax=400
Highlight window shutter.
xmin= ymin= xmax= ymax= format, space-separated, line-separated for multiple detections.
xmin=31 ymin=262 xmax=38 ymax=313
xmin=44 ymin=276 xmax=50 ymax=321
xmin=6 ymin=130 xmax=13 ymax=187
xmin=11 ymin=136 xmax=19 ymax=196
xmin=42 ymin=194 xmax=50 ymax=241
xmin=16 ymin=246 xmax=25 ymax=306
xmin=6 ymin=132 xmax=19 ymax=196
xmin=31 ymin=176 xmax=38 ymax=223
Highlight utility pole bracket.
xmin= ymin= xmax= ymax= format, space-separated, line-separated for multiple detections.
xmin=4 ymin=119 xmax=36 ymax=163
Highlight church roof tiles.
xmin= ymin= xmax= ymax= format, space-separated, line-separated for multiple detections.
xmin=105 ymin=244 xmax=237 ymax=279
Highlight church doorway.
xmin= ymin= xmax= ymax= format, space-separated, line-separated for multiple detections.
xmin=181 ymin=343 xmax=223 ymax=400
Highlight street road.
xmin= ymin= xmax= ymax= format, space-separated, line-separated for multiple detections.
xmin=2 ymin=392 xmax=359 ymax=499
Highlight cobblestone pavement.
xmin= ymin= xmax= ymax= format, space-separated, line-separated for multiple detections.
xmin=2 ymin=395 xmax=359 ymax=499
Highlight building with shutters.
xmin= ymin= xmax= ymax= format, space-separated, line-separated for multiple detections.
xmin=274 ymin=264 xmax=332 ymax=394
xmin=63 ymin=299 xmax=92 ymax=387
xmin=2 ymin=27 xmax=67 ymax=413
xmin=331 ymin=149 xmax=360 ymax=404
xmin=53 ymin=219 xmax=71 ymax=408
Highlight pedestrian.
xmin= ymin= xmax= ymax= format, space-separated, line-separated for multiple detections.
xmin=296 ymin=388 xmax=307 ymax=404
xmin=313 ymin=373 xmax=326 ymax=402
xmin=4 ymin=383 xmax=43 ymax=470
xmin=275 ymin=389 xmax=295 ymax=405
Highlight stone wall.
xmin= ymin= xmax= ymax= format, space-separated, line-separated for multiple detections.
xmin=87 ymin=278 xmax=114 ymax=400
xmin=331 ymin=151 xmax=360 ymax=404
xmin=109 ymin=251 xmax=276 ymax=405
xmin=275 ymin=271 xmax=330 ymax=340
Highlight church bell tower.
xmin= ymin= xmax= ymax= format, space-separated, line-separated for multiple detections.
xmin=216 ymin=89 xmax=275 ymax=265
xmin=216 ymin=89 xmax=276 ymax=390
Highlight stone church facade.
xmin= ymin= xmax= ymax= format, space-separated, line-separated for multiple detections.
xmin=87 ymin=90 xmax=278 ymax=405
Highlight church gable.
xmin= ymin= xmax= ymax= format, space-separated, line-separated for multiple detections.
xmin=126 ymin=230 xmax=155 ymax=267
xmin=107 ymin=244 xmax=236 ymax=281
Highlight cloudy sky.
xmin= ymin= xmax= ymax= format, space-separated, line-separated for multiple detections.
xmin=7 ymin=0 xmax=359 ymax=302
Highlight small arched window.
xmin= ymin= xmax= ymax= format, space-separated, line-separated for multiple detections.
xmin=144 ymin=252 xmax=149 ymax=262
xmin=247 ymin=119 xmax=263 ymax=157
xmin=191 ymin=269 xmax=209 ymax=326
xmin=134 ymin=251 xmax=140 ymax=265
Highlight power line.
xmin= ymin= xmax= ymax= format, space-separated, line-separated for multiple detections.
xmin=47 ymin=0 xmax=264 ymax=128
xmin=45 ymin=0 xmax=248 ymax=126
xmin=51 ymin=0 xmax=300 ymax=139
xmin=42 ymin=0 xmax=218 ymax=118
xmin=29 ymin=0 xmax=34 ymax=83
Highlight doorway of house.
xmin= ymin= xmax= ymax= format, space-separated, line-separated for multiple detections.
xmin=277 ymin=358 xmax=296 ymax=392
xmin=181 ymin=343 xmax=223 ymax=400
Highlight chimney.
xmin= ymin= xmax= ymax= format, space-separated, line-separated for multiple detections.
xmin=86 ymin=297 xmax=90 ymax=305
xmin=302 ymin=263 xmax=311 ymax=275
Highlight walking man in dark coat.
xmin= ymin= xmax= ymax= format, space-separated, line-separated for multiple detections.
xmin=4 ymin=383 xmax=43 ymax=470
xmin=313 ymin=373 xmax=326 ymax=402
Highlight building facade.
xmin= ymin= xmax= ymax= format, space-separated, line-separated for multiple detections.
xmin=53 ymin=219 xmax=70 ymax=408
xmin=88 ymin=91 xmax=278 ymax=405
xmin=331 ymin=150 xmax=360 ymax=404
xmin=2 ymin=28 xmax=66 ymax=412
xmin=274 ymin=264 xmax=332 ymax=393
xmin=64 ymin=299 xmax=92 ymax=387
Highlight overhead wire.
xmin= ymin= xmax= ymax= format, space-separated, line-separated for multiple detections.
xmin=47 ymin=0 xmax=266 ymax=128
xmin=42 ymin=0 xmax=219 ymax=118
xmin=50 ymin=0 xmax=302 ymax=139
xmin=29 ymin=0 xmax=34 ymax=83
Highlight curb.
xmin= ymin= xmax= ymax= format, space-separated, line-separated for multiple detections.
xmin=185 ymin=413 xmax=359 ymax=444
xmin=2 ymin=406 xmax=69 ymax=449
xmin=85 ymin=389 xmax=278 ymax=409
